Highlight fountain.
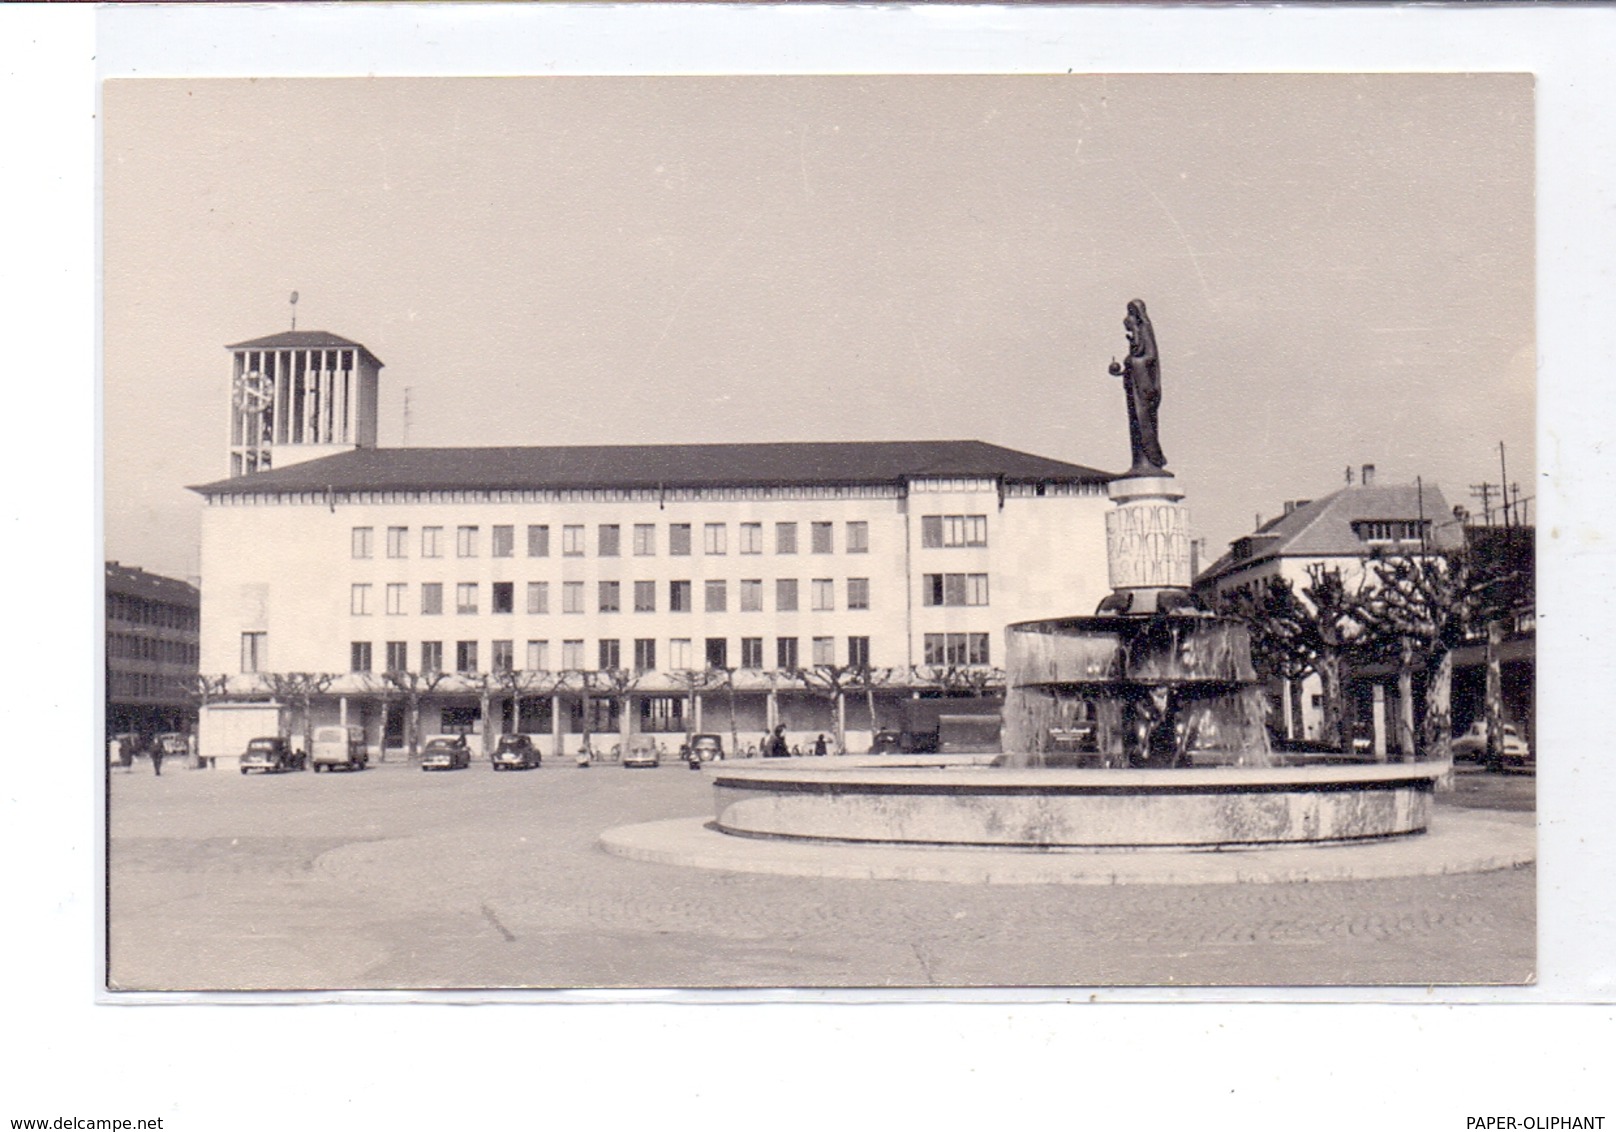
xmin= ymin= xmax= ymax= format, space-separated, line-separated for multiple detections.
xmin=667 ymin=301 xmax=1449 ymax=852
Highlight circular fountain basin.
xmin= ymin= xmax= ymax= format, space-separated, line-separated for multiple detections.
xmin=711 ymin=757 xmax=1448 ymax=849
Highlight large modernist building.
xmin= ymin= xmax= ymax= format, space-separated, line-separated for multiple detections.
xmin=191 ymin=330 xmax=1116 ymax=756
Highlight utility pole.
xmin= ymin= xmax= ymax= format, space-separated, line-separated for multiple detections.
xmin=403 ymin=387 xmax=413 ymax=447
xmin=1469 ymin=482 xmax=1496 ymax=526
xmin=1498 ymin=442 xmax=1511 ymax=528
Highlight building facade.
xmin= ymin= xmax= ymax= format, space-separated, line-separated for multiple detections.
xmin=1193 ymin=473 xmax=1466 ymax=747
xmin=105 ymin=561 xmax=201 ymax=739
xmin=192 ymin=332 xmax=1116 ymax=758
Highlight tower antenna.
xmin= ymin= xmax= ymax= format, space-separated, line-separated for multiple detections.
xmin=403 ymin=386 xmax=413 ymax=447
xmin=289 ymin=290 xmax=299 ymax=331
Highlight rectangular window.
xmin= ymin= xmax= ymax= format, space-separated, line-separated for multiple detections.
xmin=456 ymin=583 xmax=478 ymax=615
xmin=457 ymin=525 xmax=479 ymax=557
xmin=385 ymin=640 xmax=408 ymax=672
xmin=740 ymin=579 xmax=763 ymax=612
xmin=848 ymin=636 xmax=871 ymax=669
xmin=776 ymin=522 xmax=798 ymax=554
xmin=525 ymin=639 xmax=549 ymax=672
xmin=921 ymin=514 xmax=989 ymax=548
xmin=562 ymin=525 xmax=585 ymax=557
xmin=739 ymin=522 xmax=763 ymax=554
xmin=811 ymin=521 xmax=833 ymax=554
xmin=846 ymin=521 xmax=869 ymax=554
xmin=492 ymin=582 xmax=514 ymax=614
xmin=456 ymin=640 xmax=479 ymax=673
xmin=811 ymin=579 xmax=834 ymax=611
xmin=669 ymin=638 xmax=692 ymax=670
xmin=598 ymin=581 xmax=621 ymax=613
xmin=387 ymin=526 xmax=409 ymax=558
xmin=633 ymin=523 xmax=657 ymax=556
xmin=706 ymin=638 xmax=728 ymax=669
xmin=350 ymin=641 xmax=373 ymax=673
xmin=669 ymin=580 xmax=692 ymax=612
xmin=599 ymin=524 xmax=621 ymax=557
xmin=351 ymin=583 xmax=373 ymax=616
xmin=421 ymin=583 xmax=443 ymax=615
xmin=562 ymin=640 xmax=585 ymax=669
xmin=922 ymin=573 xmax=990 ymax=607
xmin=705 ymin=579 xmax=728 ymax=613
xmin=492 ymin=639 xmax=514 ymax=672
xmin=669 ymin=523 xmax=692 ymax=556
xmin=704 ymin=523 xmax=727 ymax=555
xmin=527 ymin=581 xmax=549 ymax=615
xmin=847 ymin=578 xmax=870 ymax=610
xmin=351 ymin=526 xmax=373 ymax=559
xmin=563 ymin=581 xmax=585 ymax=614
xmin=599 ymin=638 xmax=621 ymax=670
xmin=422 ymin=526 xmax=443 ymax=558
xmin=491 ymin=525 xmax=515 ymax=558
xmin=740 ymin=637 xmax=763 ymax=669
xmin=812 ymin=636 xmax=835 ymax=666
xmin=240 ymin=631 xmax=267 ymax=674
xmin=776 ymin=637 xmax=799 ymax=669
xmin=527 ymin=524 xmax=550 ymax=558
xmin=776 ymin=578 xmax=799 ymax=612
xmin=923 ymin=632 xmax=991 ymax=666
xmin=421 ymin=640 xmax=442 ymax=674
xmin=633 ymin=638 xmax=657 ymax=672
xmin=633 ymin=581 xmax=656 ymax=613
xmin=384 ymin=583 xmax=406 ymax=615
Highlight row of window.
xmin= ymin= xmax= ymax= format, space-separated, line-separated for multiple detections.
xmin=352 ymin=519 xmax=880 ymax=560
xmin=243 ymin=629 xmax=990 ymax=676
xmin=345 ymin=635 xmax=878 ymax=675
xmin=350 ymin=577 xmax=878 ymax=616
xmin=107 ymin=633 xmax=200 ymax=665
xmin=350 ymin=513 xmax=992 ymax=560
xmin=108 ymin=671 xmax=183 ymax=698
xmin=107 ymin=593 xmax=199 ymax=631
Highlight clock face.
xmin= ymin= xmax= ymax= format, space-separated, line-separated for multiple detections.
xmin=233 ymin=371 xmax=271 ymax=411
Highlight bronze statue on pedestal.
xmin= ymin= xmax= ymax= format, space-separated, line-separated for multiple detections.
xmin=1109 ymin=298 xmax=1167 ymax=477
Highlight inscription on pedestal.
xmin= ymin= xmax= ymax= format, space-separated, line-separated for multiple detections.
xmin=1105 ymin=501 xmax=1192 ymax=589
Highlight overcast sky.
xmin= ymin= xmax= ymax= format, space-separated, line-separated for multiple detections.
xmin=103 ymin=74 xmax=1533 ymax=580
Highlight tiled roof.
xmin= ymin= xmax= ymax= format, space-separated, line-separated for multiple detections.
xmin=226 ymin=330 xmax=383 ymax=368
xmin=1198 ymin=482 xmax=1464 ymax=583
xmin=105 ymin=561 xmax=199 ymax=607
xmin=189 ymin=440 xmax=1112 ymax=496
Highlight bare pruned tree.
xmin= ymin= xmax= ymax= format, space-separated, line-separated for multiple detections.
xmin=260 ymin=672 xmax=337 ymax=752
xmin=789 ymin=664 xmax=872 ymax=754
xmin=668 ymin=666 xmax=724 ymax=742
xmin=378 ymin=667 xmax=453 ymax=760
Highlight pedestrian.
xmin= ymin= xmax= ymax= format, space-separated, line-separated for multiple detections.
xmin=813 ymin=734 xmax=828 ymax=757
xmin=149 ymin=737 xmax=164 ymax=777
xmin=767 ymin=724 xmax=788 ymax=759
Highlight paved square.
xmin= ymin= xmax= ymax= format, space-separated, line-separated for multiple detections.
xmin=107 ymin=759 xmax=1534 ymax=990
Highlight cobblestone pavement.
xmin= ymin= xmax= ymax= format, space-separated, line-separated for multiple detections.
xmin=107 ymin=759 xmax=1534 ymax=991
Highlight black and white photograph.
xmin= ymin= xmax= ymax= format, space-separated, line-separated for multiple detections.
xmin=100 ymin=71 xmax=1539 ymax=992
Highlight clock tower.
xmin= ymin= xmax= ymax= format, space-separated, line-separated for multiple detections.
xmin=226 ymin=330 xmax=383 ymax=476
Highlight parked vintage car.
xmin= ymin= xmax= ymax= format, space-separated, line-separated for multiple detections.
xmin=239 ymin=736 xmax=306 ymax=775
xmin=421 ymin=734 xmax=472 ymax=771
xmin=1451 ymin=721 xmax=1532 ymax=767
xmin=689 ymin=734 xmax=724 ymax=763
xmin=311 ymin=724 xmax=368 ymax=773
xmin=623 ymin=738 xmax=661 ymax=769
xmin=491 ymin=733 xmax=541 ymax=771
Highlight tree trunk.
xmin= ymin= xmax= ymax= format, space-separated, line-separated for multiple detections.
xmin=1288 ymin=676 xmax=1305 ymax=742
xmin=1423 ymin=647 xmax=1455 ymax=792
xmin=1317 ymin=654 xmax=1344 ymax=751
xmin=1484 ymin=619 xmax=1505 ymax=772
xmin=834 ymin=691 xmax=846 ymax=755
xmin=1397 ymin=637 xmax=1416 ymax=762
xmin=407 ymin=694 xmax=421 ymax=761
xmin=865 ymin=682 xmax=877 ymax=741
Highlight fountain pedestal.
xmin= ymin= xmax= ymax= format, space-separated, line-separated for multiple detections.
xmin=1103 ymin=474 xmax=1194 ymax=613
